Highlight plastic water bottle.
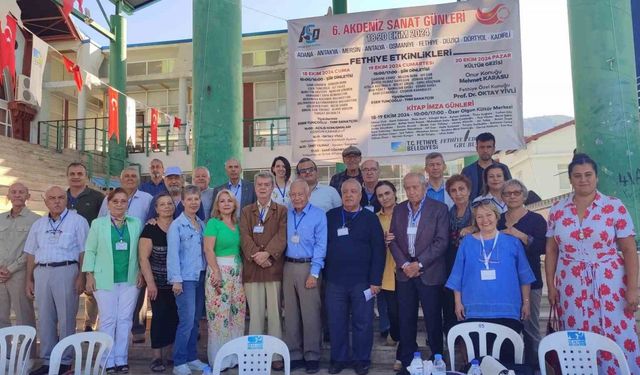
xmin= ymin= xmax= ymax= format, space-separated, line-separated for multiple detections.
xmin=432 ymin=354 xmax=446 ymax=375
xmin=409 ymin=352 xmax=423 ymax=375
xmin=202 ymin=365 xmax=212 ymax=375
xmin=468 ymin=359 xmax=482 ymax=375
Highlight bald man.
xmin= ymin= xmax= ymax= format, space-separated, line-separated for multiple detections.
xmin=212 ymin=159 xmax=256 ymax=218
xmin=25 ymin=186 xmax=89 ymax=375
xmin=0 ymin=183 xmax=38 ymax=334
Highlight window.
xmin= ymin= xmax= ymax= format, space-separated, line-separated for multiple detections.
xmin=242 ymin=50 xmax=282 ymax=67
xmin=557 ymin=163 xmax=570 ymax=190
xmin=0 ymin=101 xmax=11 ymax=137
xmin=127 ymin=59 xmax=175 ymax=76
xmin=127 ymin=62 xmax=146 ymax=76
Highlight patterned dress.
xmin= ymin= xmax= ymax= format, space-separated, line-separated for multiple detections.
xmin=547 ymin=191 xmax=640 ymax=373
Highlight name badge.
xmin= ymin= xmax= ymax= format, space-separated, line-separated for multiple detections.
xmin=115 ymin=241 xmax=128 ymax=251
xmin=337 ymin=227 xmax=349 ymax=236
xmin=407 ymin=227 xmax=418 ymax=235
xmin=253 ymin=225 xmax=264 ymax=234
xmin=291 ymin=234 xmax=300 ymax=244
xmin=480 ymin=269 xmax=496 ymax=281
xmin=365 ymin=205 xmax=374 ymax=212
xmin=48 ymin=234 xmax=59 ymax=244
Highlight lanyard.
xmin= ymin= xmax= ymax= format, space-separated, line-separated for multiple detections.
xmin=408 ymin=195 xmax=427 ymax=226
xmin=111 ymin=217 xmax=128 ymax=241
xmin=48 ymin=210 xmax=69 ymax=233
xmin=365 ymin=190 xmax=374 ymax=205
xmin=127 ymin=191 xmax=137 ymax=210
xmin=293 ymin=209 xmax=307 ymax=233
xmin=275 ymin=181 xmax=287 ymax=199
xmin=341 ymin=207 xmax=362 ymax=228
xmin=479 ymin=232 xmax=499 ymax=269
xmin=228 ymin=182 xmax=241 ymax=198
xmin=258 ymin=204 xmax=269 ymax=224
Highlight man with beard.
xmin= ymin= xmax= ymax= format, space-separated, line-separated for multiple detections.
xmin=146 ymin=166 xmax=206 ymax=221
xmin=140 ymin=159 xmax=167 ymax=197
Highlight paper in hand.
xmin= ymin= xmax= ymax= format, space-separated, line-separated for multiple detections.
xmin=363 ymin=288 xmax=374 ymax=301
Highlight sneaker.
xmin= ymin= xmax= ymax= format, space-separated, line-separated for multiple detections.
xmin=393 ymin=360 xmax=403 ymax=372
xmin=305 ymin=360 xmax=320 ymax=374
xmin=186 ymin=360 xmax=208 ymax=371
xmin=172 ymin=364 xmax=192 ymax=375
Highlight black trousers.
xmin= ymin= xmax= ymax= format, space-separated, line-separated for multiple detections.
xmin=382 ymin=289 xmax=402 ymax=361
xmin=396 ymin=278 xmax=443 ymax=366
xmin=149 ymin=288 xmax=179 ymax=349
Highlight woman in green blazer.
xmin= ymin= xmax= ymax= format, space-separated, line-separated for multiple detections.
xmin=83 ymin=187 xmax=143 ymax=374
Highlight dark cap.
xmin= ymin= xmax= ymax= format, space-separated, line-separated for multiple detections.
xmin=342 ymin=145 xmax=362 ymax=157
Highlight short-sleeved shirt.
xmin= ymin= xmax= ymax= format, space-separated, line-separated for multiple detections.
xmin=204 ymin=218 xmax=240 ymax=257
xmin=111 ymin=223 xmax=130 ymax=283
xmin=24 ymin=209 xmax=89 ymax=263
xmin=140 ymin=223 xmax=171 ymax=289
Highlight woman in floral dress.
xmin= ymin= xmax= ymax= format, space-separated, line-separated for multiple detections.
xmin=203 ymin=189 xmax=246 ymax=370
xmin=545 ymin=153 xmax=640 ymax=373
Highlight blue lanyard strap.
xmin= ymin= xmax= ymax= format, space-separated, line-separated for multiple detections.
xmin=127 ymin=191 xmax=137 ymax=210
xmin=275 ymin=182 xmax=287 ymax=199
xmin=479 ymin=232 xmax=499 ymax=269
xmin=407 ymin=196 xmax=427 ymax=225
xmin=341 ymin=207 xmax=362 ymax=228
xmin=111 ymin=218 xmax=128 ymax=241
xmin=258 ymin=206 xmax=267 ymax=223
xmin=293 ymin=210 xmax=307 ymax=232
xmin=228 ymin=182 xmax=241 ymax=198
xmin=48 ymin=210 xmax=69 ymax=233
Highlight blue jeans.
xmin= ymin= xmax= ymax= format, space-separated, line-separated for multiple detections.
xmin=173 ymin=272 xmax=205 ymax=366
xmin=325 ymin=281 xmax=374 ymax=364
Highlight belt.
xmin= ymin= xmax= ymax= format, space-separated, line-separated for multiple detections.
xmin=285 ymin=256 xmax=312 ymax=263
xmin=37 ymin=260 xmax=78 ymax=268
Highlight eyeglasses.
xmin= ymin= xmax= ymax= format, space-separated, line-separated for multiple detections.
xmin=471 ymin=198 xmax=494 ymax=208
xmin=362 ymin=168 xmax=378 ymax=173
xmin=297 ymin=167 xmax=316 ymax=175
xmin=501 ymin=190 xmax=523 ymax=197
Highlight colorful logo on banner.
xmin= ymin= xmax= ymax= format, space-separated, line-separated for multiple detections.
xmin=247 ymin=335 xmax=264 ymax=350
xmin=567 ymin=331 xmax=587 ymax=347
xmin=390 ymin=142 xmax=407 ymax=153
xmin=298 ymin=24 xmax=320 ymax=44
xmin=476 ymin=4 xmax=510 ymax=25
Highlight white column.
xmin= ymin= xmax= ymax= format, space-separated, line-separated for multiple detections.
xmin=178 ymin=76 xmax=188 ymax=148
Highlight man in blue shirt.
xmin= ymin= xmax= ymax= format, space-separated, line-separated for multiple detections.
xmin=139 ymin=159 xmax=167 ymax=197
xmin=461 ymin=132 xmax=512 ymax=200
xmin=283 ymin=179 xmax=327 ymax=374
xmin=212 ymin=158 xmax=256 ymax=219
xmin=325 ymin=179 xmax=385 ymax=375
xmin=425 ymin=152 xmax=453 ymax=209
xmin=146 ymin=166 xmax=206 ymax=221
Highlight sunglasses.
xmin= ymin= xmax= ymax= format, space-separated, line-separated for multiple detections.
xmin=471 ymin=198 xmax=494 ymax=208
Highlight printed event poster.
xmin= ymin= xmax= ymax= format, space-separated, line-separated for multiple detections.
xmin=287 ymin=0 xmax=524 ymax=161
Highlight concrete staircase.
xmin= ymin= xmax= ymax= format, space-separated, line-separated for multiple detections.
xmin=0 ymin=136 xmax=103 ymax=214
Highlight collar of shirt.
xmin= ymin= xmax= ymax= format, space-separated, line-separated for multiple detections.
xmin=292 ymin=202 xmax=312 ymax=216
xmin=257 ymin=199 xmax=272 ymax=211
xmin=49 ymin=208 xmax=69 ymax=222
xmin=6 ymin=208 xmax=27 ymax=219
xmin=67 ymin=186 xmax=90 ymax=199
xmin=564 ymin=191 xmax=603 ymax=209
xmin=177 ymin=212 xmax=204 ymax=230
xmin=427 ymin=182 xmax=445 ymax=193
xmin=228 ymin=180 xmax=242 ymax=188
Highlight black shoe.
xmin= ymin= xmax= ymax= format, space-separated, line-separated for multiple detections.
xmin=354 ymin=362 xmax=369 ymax=375
xmin=379 ymin=329 xmax=389 ymax=339
xmin=84 ymin=325 xmax=93 ymax=332
xmin=290 ymin=359 xmax=306 ymax=371
xmin=29 ymin=365 xmax=49 ymax=375
xmin=305 ymin=360 xmax=320 ymax=374
xmin=58 ymin=364 xmax=72 ymax=374
xmin=397 ymin=368 xmax=410 ymax=375
xmin=328 ymin=362 xmax=346 ymax=374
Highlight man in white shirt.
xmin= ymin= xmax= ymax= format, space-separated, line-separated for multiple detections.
xmin=25 ymin=186 xmax=89 ymax=375
xmin=296 ymin=158 xmax=341 ymax=213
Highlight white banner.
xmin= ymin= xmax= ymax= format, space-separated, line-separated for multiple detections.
xmin=288 ymin=0 xmax=523 ymax=162
xmin=126 ymin=97 xmax=136 ymax=146
xmin=29 ymin=35 xmax=48 ymax=106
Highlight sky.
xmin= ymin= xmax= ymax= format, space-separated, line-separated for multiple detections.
xmin=75 ymin=0 xmax=574 ymax=119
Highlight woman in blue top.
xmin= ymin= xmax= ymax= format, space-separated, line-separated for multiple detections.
xmin=446 ymin=200 xmax=535 ymax=362
xmin=166 ymin=185 xmax=208 ymax=375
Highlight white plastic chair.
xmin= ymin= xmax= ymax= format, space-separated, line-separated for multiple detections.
xmin=0 ymin=325 xmax=36 ymax=375
xmin=538 ymin=330 xmax=631 ymax=375
xmin=447 ymin=321 xmax=524 ymax=370
xmin=48 ymin=332 xmax=113 ymax=375
xmin=212 ymin=335 xmax=290 ymax=375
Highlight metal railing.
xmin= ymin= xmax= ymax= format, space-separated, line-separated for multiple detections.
xmin=38 ymin=117 xmax=109 ymax=153
xmin=136 ymin=124 xmax=189 ymax=156
xmin=243 ymin=116 xmax=290 ymax=151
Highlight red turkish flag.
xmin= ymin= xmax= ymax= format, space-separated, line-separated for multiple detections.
xmin=173 ymin=116 xmax=182 ymax=129
xmin=150 ymin=108 xmax=159 ymax=148
xmin=62 ymin=56 xmax=83 ymax=91
xmin=0 ymin=16 xmax=17 ymax=88
xmin=108 ymin=87 xmax=119 ymax=143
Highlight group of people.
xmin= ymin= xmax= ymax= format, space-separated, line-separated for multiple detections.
xmin=0 ymin=132 xmax=639 ymax=375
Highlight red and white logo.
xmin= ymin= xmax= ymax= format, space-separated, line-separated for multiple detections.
xmin=476 ymin=4 xmax=510 ymax=25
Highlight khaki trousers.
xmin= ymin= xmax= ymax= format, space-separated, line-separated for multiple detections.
xmin=283 ymin=262 xmax=322 ymax=361
xmin=245 ymin=281 xmax=282 ymax=337
xmin=0 ymin=268 xmax=36 ymax=330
